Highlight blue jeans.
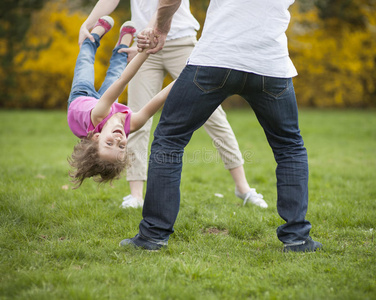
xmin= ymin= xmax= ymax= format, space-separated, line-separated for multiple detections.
xmin=139 ymin=65 xmax=312 ymax=245
xmin=67 ymin=34 xmax=129 ymax=108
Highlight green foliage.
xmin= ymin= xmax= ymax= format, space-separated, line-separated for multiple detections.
xmin=0 ymin=109 xmax=375 ymax=299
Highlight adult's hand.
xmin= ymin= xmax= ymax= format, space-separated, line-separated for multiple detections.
xmin=141 ymin=0 xmax=180 ymax=53
xmin=117 ymin=46 xmax=138 ymax=62
xmin=78 ymin=0 xmax=120 ymax=47
xmin=78 ymin=22 xmax=95 ymax=47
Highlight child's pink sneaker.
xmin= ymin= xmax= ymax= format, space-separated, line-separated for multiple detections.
xmin=93 ymin=16 xmax=114 ymax=38
xmin=116 ymin=21 xmax=136 ymax=47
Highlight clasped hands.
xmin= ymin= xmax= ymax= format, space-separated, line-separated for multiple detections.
xmin=136 ymin=28 xmax=167 ymax=55
xmin=118 ymin=27 xmax=167 ymax=61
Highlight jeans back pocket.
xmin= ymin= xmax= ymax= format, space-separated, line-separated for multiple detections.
xmin=194 ymin=66 xmax=231 ymax=93
xmin=262 ymin=76 xmax=289 ymax=99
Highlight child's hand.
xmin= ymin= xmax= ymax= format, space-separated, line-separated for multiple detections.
xmin=117 ymin=46 xmax=138 ymax=62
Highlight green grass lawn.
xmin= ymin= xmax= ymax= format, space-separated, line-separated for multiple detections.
xmin=0 ymin=109 xmax=375 ymax=300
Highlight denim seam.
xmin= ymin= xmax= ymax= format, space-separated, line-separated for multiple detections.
xmin=237 ymin=72 xmax=247 ymax=95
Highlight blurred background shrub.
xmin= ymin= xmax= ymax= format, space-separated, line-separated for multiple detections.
xmin=0 ymin=0 xmax=375 ymax=109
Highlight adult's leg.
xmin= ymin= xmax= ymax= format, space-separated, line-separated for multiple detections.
xmin=125 ymin=53 xmax=165 ymax=192
xmin=203 ymin=107 xmax=259 ymax=197
xmin=67 ymin=34 xmax=101 ymax=107
xmin=203 ymin=107 xmax=267 ymax=205
xmin=202 ymin=107 xmax=244 ymax=170
xmin=165 ymin=38 xmax=261 ymax=202
xmin=242 ymin=75 xmax=311 ymax=244
xmin=139 ymin=65 xmax=233 ymax=241
xmin=125 ymin=38 xmax=192 ymax=203
xmin=165 ymin=37 xmax=245 ymax=174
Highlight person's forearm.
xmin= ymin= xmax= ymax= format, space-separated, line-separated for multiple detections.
xmin=136 ymin=1 xmax=181 ymax=54
xmin=92 ymin=52 xmax=149 ymax=120
xmin=154 ymin=0 xmax=182 ymax=34
xmin=84 ymin=0 xmax=120 ymax=29
xmin=130 ymin=80 xmax=175 ymax=132
xmin=143 ymin=80 xmax=175 ymax=118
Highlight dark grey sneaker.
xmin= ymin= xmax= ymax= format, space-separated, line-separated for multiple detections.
xmin=283 ymin=237 xmax=323 ymax=253
xmin=119 ymin=234 xmax=167 ymax=251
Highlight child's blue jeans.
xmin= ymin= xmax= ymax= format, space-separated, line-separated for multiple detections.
xmin=67 ymin=34 xmax=129 ymax=108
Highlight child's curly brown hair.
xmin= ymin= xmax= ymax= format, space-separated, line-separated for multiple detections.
xmin=68 ymin=132 xmax=127 ymax=188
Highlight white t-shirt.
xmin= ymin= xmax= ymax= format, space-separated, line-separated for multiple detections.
xmin=188 ymin=0 xmax=297 ymax=78
xmin=130 ymin=0 xmax=200 ymax=41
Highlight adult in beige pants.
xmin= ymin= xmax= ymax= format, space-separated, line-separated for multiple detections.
xmin=78 ymin=0 xmax=267 ymax=209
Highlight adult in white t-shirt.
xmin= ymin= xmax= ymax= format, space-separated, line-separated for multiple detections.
xmin=78 ymin=0 xmax=268 ymax=209
xmin=120 ymin=0 xmax=323 ymax=253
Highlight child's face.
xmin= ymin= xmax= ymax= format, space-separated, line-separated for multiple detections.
xmin=93 ymin=116 xmax=127 ymax=163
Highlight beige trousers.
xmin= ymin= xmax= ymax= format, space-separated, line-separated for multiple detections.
xmin=126 ymin=36 xmax=244 ymax=181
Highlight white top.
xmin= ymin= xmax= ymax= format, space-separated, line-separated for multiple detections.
xmin=188 ymin=0 xmax=297 ymax=78
xmin=130 ymin=0 xmax=200 ymax=41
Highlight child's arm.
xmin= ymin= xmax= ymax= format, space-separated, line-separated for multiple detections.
xmin=130 ymin=80 xmax=175 ymax=133
xmin=91 ymin=51 xmax=149 ymax=126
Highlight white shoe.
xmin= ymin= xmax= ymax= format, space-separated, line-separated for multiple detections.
xmin=120 ymin=195 xmax=143 ymax=209
xmin=235 ymin=187 xmax=268 ymax=208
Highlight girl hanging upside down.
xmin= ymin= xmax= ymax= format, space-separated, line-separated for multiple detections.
xmin=67 ymin=16 xmax=173 ymax=188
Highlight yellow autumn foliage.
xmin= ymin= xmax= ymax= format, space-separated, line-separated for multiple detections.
xmin=288 ymin=4 xmax=376 ymax=107
xmin=13 ymin=2 xmax=131 ymax=108
xmin=3 ymin=1 xmax=376 ymax=108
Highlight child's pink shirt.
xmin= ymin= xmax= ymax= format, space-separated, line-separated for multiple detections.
xmin=67 ymin=96 xmax=132 ymax=139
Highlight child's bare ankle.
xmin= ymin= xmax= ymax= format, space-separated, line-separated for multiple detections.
xmin=91 ymin=16 xmax=114 ymax=40
xmin=116 ymin=21 xmax=136 ymax=47
xmin=91 ymin=26 xmax=105 ymax=38
xmin=120 ymin=34 xmax=133 ymax=47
